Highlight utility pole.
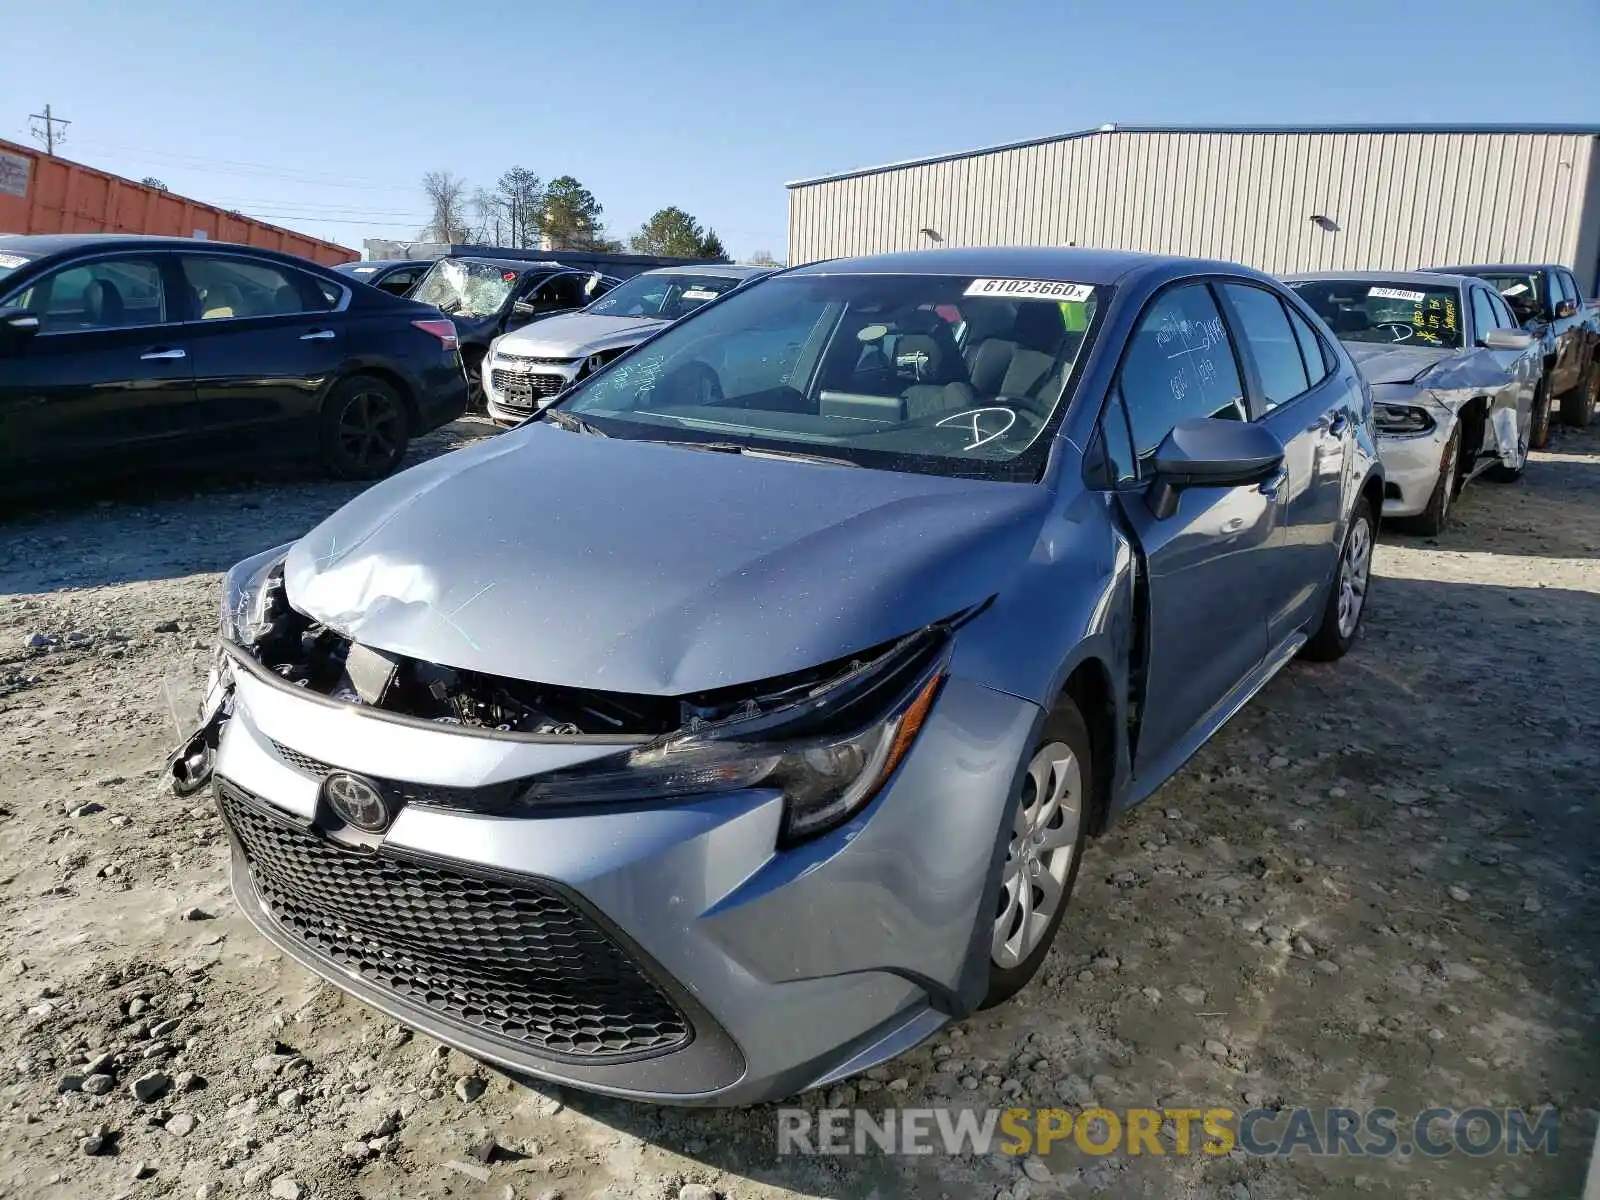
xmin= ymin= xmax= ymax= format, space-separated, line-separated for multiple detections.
xmin=27 ymin=103 xmax=70 ymax=155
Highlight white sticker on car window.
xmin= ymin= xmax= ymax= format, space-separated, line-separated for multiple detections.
xmin=680 ymin=289 xmax=718 ymax=301
xmin=1500 ymin=283 xmax=1529 ymax=297
xmin=964 ymin=278 xmax=1094 ymax=302
xmin=1369 ymin=287 xmax=1426 ymax=302
xmin=353 ymin=266 xmax=378 ymax=274
xmin=0 ymin=253 xmax=27 ymax=269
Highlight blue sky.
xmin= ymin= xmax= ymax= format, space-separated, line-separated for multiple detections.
xmin=4 ymin=0 xmax=1598 ymax=260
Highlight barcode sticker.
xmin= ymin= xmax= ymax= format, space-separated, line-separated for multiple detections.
xmin=1369 ymin=287 xmax=1427 ymax=302
xmin=964 ymin=278 xmax=1094 ymax=302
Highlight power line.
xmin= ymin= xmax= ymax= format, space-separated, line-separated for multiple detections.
xmin=27 ymin=103 xmax=70 ymax=155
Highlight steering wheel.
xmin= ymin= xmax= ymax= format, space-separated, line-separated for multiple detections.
xmin=663 ymin=360 xmax=723 ymax=406
xmin=1374 ymin=322 xmax=1414 ymax=343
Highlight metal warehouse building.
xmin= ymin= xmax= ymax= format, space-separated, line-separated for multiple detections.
xmin=786 ymin=124 xmax=1600 ymax=293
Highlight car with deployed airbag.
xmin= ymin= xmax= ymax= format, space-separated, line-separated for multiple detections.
xmin=174 ymin=247 xmax=1382 ymax=1105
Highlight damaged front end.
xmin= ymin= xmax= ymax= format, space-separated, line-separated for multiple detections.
xmin=179 ymin=543 xmax=961 ymax=844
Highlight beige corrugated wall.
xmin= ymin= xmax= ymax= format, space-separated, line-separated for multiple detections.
xmin=787 ymin=131 xmax=1599 ymax=292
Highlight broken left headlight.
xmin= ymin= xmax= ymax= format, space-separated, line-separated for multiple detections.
xmin=518 ymin=634 xmax=948 ymax=846
xmin=219 ymin=543 xmax=295 ymax=648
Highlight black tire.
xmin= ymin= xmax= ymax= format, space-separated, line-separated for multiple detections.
xmin=1302 ymin=496 xmax=1374 ymax=662
xmin=1397 ymin=427 xmax=1458 ymax=537
xmin=1561 ymin=354 xmax=1597 ymax=429
xmin=463 ymin=348 xmax=487 ymax=414
xmin=318 ymin=375 xmax=410 ymax=481
xmin=1529 ymin=379 xmax=1553 ymax=450
xmin=982 ymin=700 xmax=1094 ymax=1009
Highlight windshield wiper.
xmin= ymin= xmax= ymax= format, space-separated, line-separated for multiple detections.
xmin=645 ymin=439 xmax=858 ymax=467
xmin=541 ymin=408 xmax=608 ymax=436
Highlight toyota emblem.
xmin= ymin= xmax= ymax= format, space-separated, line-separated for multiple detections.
xmin=321 ymin=772 xmax=391 ymax=833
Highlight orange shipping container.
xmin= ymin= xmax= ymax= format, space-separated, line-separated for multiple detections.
xmin=0 ymin=138 xmax=357 ymax=267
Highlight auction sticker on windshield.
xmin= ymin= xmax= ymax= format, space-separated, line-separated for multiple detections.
xmin=681 ymin=289 xmax=719 ymax=301
xmin=964 ymin=278 xmax=1094 ymax=302
xmin=1369 ymin=287 xmax=1427 ymax=303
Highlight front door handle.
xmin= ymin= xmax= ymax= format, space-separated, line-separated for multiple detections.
xmin=300 ymin=329 xmax=337 ymax=341
xmin=140 ymin=347 xmax=186 ymax=361
xmin=1259 ymin=468 xmax=1290 ymax=499
xmin=1321 ymin=411 xmax=1349 ymax=436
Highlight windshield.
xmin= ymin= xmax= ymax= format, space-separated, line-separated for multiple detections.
xmin=554 ymin=273 xmax=1103 ymax=481
xmin=1469 ymin=271 xmax=1546 ymax=316
xmin=586 ymin=272 xmax=745 ymax=321
xmin=412 ymin=259 xmax=520 ymax=317
xmin=0 ymin=250 xmax=36 ymax=289
xmin=1287 ymin=280 xmax=1463 ymax=349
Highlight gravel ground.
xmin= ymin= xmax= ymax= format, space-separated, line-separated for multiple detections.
xmin=1 ymin=416 xmax=1596 ymax=1200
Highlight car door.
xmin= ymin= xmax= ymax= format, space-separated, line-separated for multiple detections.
xmin=1468 ymin=284 xmax=1536 ymax=457
xmin=375 ymin=265 xmax=424 ymax=297
xmin=172 ymin=251 xmax=349 ymax=450
xmin=1105 ymin=281 xmax=1277 ymax=776
xmin=1551 ymin=269 xmax=1584 ymax=393
xmin=0 ymin=250 xmax=197 ymax=478
xmin=1215 ymin=281 xmax=1352 ymax=646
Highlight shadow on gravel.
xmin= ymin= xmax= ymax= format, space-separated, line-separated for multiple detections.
xmin=0 ymin=419 xmax=498 ymax=595
xmin=493 ymin=575 xmax=1600 ymax=1199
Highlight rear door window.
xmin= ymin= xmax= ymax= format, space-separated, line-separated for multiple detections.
xmin=1220 ymin=283 xmax=1309 ymax=410
xmin=1118 ymin=283 xmax=1248 ymax=462
xmin=181 ymin=256 xmax=333 ymax=320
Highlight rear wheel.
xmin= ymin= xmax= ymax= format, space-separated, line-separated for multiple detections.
xmin=982 ymin=701 xmax=1093 ymax=1009
xmin=1302 ymin=496 xmax=1374 ymax=662
xmin=1562 ymin=355 xmax=1597 ymax=429
xmin=318 ymin=375 xmax=410 ymax=481
xmin=1399 ymin=427 xmax=1458 ymax=537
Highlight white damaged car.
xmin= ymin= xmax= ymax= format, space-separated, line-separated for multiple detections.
xmin=1285 ymin=271 xmax=1541 ymax=535
xmin=483 ymin=264 xmax=772 ymax=426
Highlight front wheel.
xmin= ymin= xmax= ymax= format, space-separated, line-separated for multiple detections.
xmin=463 ymin=350 xmax=487 ymax=414
xmin=982 ymin=701 xmax=1093 ymax=1009
xmin=1301 ymin=496 xmax=1374 ymax=662
xmin=1398 ymin=427 xmax=1458 ymax=537
xmin=1529 ymin=380 xmax=1552 ymax=450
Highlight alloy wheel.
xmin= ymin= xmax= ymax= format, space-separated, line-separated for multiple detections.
xmin=337 ymin=389 xmax=404 ymax=473
xmin=992 ymin=742 xmax=1082 ymax=970
xmin=1336 ymin=516 xmax=1373 ymax=639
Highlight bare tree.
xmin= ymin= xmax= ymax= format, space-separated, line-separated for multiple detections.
xmin=421 ymin=171 xmax=471 ymax=244
xmin=745 ymin=250 xmax=784 ymax=268
xmin=140 ymin=176 xmax=169 ymax=192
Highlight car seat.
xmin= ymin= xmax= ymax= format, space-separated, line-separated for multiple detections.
xmin=81 ymin=278 xmax=126 ymax=328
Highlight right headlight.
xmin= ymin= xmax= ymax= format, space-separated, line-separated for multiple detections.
xmin=219 ymin=543 xmax=294 ymax=648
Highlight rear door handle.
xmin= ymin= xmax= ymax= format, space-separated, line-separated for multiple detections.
xmin=1322 ymin=411 xmax=1349 ymax=436
xmin=140 ymin=347 xmax=186 ymax=361
xmin=300 ymin=329 xmax=337 ymax=341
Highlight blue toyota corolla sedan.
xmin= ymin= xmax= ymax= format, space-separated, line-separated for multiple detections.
xmin=174 ymin=247 xmax=1382 ymax=1105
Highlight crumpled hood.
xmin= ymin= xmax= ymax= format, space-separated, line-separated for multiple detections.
xmin=1343 ymin=341 xmax=1457 ymax=385
xmin=283 ymin=424 xmax=1049 ymax=695
xmin=496 ymin=313 xmax=664 ymax=358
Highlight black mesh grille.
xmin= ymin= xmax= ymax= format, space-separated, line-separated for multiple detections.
xmin=490 ymin=369 xmax=567 ymax=409
xmin=272 ymin=741 xmax=328 ymax=776
xmin=218 ymin=781 xmax=689 ymax=1058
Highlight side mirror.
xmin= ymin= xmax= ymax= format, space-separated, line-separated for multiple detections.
xmin=1482 ymin=328 xmax=1534 ymax=351
xmin=0 ymin=307 xmax=40 ymax=353
xmin=1146 ymin=417 xmax=1285 ymax=520
xmin=1554 ymin=299 xmax=1579 ymax=320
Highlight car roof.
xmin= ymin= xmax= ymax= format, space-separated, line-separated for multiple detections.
xmin=785 ymin=245 xmax=1273 ymax=288
xmin=1284 ymin=269 xmax=1475 ymax=288
xmin=639 ymin=263 xmax=767 ymax=279
xmin=0 ymin=232 xmax=301 ymax=257
xmin=1426 ymin=263 xmax=1556 ymax=275
xmin=336 ymin=258 xmax=428 ymax=272
xmin=434 ymin=256 xmax=569 ymax=273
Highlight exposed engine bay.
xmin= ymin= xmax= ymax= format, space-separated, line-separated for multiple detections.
xmin=234 ymin=560 xmax=946 ymax=739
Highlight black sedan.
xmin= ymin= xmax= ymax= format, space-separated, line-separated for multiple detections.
xmin=332 ymin=258 xmax=434 ymax=298
xmin=0 ymin=235 xmax=468 ymax=497
xmin=407 ymin=256 xmax=620 ymax=405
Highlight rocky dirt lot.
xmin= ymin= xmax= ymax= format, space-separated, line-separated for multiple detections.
xmin=1 ymin=417 xmax=1596 ymax=1200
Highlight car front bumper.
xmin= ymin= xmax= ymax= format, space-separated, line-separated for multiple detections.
xmin=483 ymin=355 xmax=582 ymax=428
xmin=1376 ymin=425 xmax=1450 ymax=518
xmin=211 ymin=653 xmax=1038 ymax=1105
